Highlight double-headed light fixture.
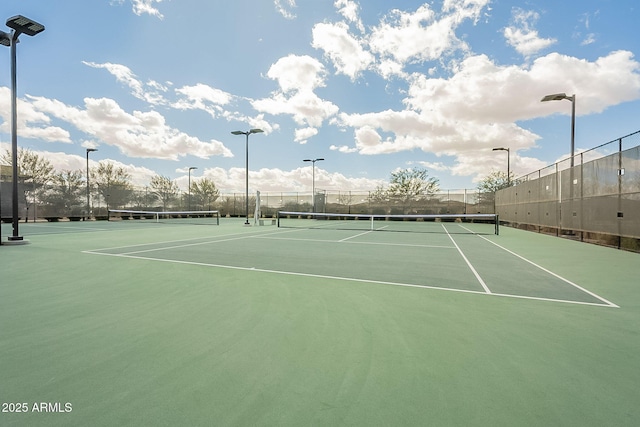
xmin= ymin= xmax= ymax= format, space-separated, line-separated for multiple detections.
xmin=1 ymin=15 xmax=45 ymax=243
xmin=231 ymin=129 xmax=263 ymax=225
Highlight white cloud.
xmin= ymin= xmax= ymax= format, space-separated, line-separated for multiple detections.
xmin=275 ymin=0 xmax=297 ymax=20
xmin=201 ymin=165 xmax=383 ymax=193
xmin=313 ymin=1 xmax=490 ymax=80
xmin=334 ymin=50 xmax=640 ymax=181
xmin=0 ymin=87 xmax=71 ymax=143
xmin=265 ymin=54 xmax=327 ymax=92
xmin=1 ymin=145 xmax=157 ymax=186
xmin=415 ymin=161 xmax=450 ymax=172
xmin=83 ymin=61 xmax=169 ymax=105
xmin=329 ymin=144 xmax=358 ymax=153
xmin=503 ymin=9 xmax=556 ymax=57
xmin=335 ymin=0 xmax=365 ymax=33
xmin=28 ymin=95 xmax=233 ymax=161
xmin=175 ymin=84 xmax=232 ymax=107
xmin=115 ymin=0 xmax=165 ymax=19
xmin=172 ymin=84 xmax=235 ymax=119
xmin=253 ymin=55 xmax=339 ymax=128
xmin=294 ymin=127 xmax=318 ymax=144
xmin=84 ymin=62 xmax=282 ymax=133
xmin=581 ymin=34 xmax=596 ymax=46
xmin=368 ymin=4 xmax=474 ymax=66
xmin=312 ymin=22 xmax=374 ymax=80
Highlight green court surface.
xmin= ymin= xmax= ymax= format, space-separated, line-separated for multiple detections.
xmin=1 ymin=218 xmax=639 ymax=426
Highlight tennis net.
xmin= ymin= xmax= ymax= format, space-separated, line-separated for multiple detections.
xmin=277 ymin=211 xmax=499 ymax=235
xmin=108 ymin=209 xmax=220 ymax=225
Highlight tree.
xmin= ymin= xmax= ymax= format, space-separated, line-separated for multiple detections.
xmin=387 ymin=167 xmax=439 ymax=214
xmin=477 ymin=171 xmax=511 ymax=194
xmin=91 ymin=162 xmax=133 ymax=210
xmin=336 ymin=191 xmax=353 ymax=213
xmin=131 ymin=186 xmax=156 ymax=210
xmin=42 ymin=170 xmax=84 ymax=217
xmin=477 ymin=171 xmax=511 ymax=212
xmin=150 ymin=175 xmax=179 ymax=210
xmin=337 ymin=191 xmax=353 ymax=206
xmin=190 ymin=177 xmax=220 ymax=210
xmin=1 ymin=148 xmax=55 ymax=221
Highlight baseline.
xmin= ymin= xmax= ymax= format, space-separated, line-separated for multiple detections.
xmin=83 ymin=249 xmax=617 ymax=308
xmin=474 ymin=233 xmax=619 ymax=308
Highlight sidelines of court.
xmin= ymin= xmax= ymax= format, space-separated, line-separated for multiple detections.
xmin=82 ymin=225 xmax=619 ymax=308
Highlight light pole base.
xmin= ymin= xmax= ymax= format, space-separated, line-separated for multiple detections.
xmin=4 ymin=237 xmax=30 ymax=245
xmin=243 ymin=222 xmax=252 ymax=227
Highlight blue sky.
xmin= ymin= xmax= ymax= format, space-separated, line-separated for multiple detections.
xmin=1 ymin=0 xmax=639 ymax=193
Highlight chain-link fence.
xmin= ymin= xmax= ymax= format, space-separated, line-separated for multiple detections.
xmin=1 ymin=183 xmax=491 ymax=223
xmin=496 ymin=130 xmax=640 ymax=250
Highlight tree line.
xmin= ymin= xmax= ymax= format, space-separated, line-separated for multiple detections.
xmin=0 ymin=149 xmax=220 ymax=218
xmin=1 ymin=148 xmax=505 ymax=219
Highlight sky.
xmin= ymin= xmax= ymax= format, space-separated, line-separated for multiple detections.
xmin=1 ymin=0 xmax=639 ymax=194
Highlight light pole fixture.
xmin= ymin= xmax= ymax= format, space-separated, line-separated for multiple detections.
xmin=303 ymin=158 xmax=324 ymax=212
xmin=188 ymin=167 xmax=197 ymax=211
xmin=86 ymin=148 xmax=98 ymax=220
xmin=231 ymin=129 xmax=263 ymax=225
xmin=2 ymin=15 xmax=45 ymax=242
xmin=492 ymin=147 xmax=510 ymax=186
xmin=541 ymin=92 xmax=576 ymax=168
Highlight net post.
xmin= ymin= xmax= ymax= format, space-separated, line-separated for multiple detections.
xmin=155 ymin=212 xmax=159 ymax=223
xmin=495 ymin=214 xmax=499 ymax=235
xmin=370 ymin=214 xmax=374 ymax=231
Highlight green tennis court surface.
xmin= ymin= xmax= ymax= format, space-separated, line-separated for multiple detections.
xmin=1 ymin=219 xmax=639 ymax=426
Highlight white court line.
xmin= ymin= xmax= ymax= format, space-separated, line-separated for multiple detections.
xmin=443 ymin=224 xmax=492 ymax=294
xmin=82 ymin=223 xmax=618 ymax=308
xmin=34 ymin=225 xmax=109 ymax=231
xmin=84 ymin=227 xmax=304 ymax=255
xmin=84 ymin=250 xmax=616 ymax=308
xmin=454 ymin=223 xmax=618 ymax=308
xmin=255 ymin=235 xmax=455 ymax=249
xmin=339 ymin=230 xmax=373 ymax=242
xmin=475 ymin=234 xmax=619 ymax=308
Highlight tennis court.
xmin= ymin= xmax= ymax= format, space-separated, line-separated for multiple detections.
xmin=1 ymin=217 xmax=639 ymax=426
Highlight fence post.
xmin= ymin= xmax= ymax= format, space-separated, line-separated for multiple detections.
xmin=618 ymin=138 xmax=623 ymax=249
xmin=580 ymin=153 xmax=584 ymax=242
xmin=556 ymin=162 xmax=560 ymax=236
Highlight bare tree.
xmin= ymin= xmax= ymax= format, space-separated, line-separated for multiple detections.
xmin=1 ymin=148 xmax=55 ymax=221
xmin=150 ymin=175 xmax=179 ymax=210
xmin=477 ymin=171 xmax=511 ymax=212
xmin=477 ymin=171 xmax=511 ymax=193
xmin=190 ymin=178 xmax=220 ymax=210
xmin=387 ymin=168 xmax=440 ymax=214
xmin=42 ymin=170 xmax=85 ymax=217
xmin=91 ymin=162 xmax=133 ymax=211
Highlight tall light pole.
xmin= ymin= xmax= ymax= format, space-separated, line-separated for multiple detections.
xmin=2 ymin=15 xmax=45 ymax=242
xmin=303 ymin=158 xmax=324 ymax=212
xmin=541 ymin=93 xmax=576 ymax=167
xmin=492 ymin=148 xmax=510 ymax=186
xmin=188 ymin=166 xmax=197 ymax=211
xmin=231 ymin=129 xmax=263 ymax=225
xmin=86 ymin=148 xmax=98 ymax=220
